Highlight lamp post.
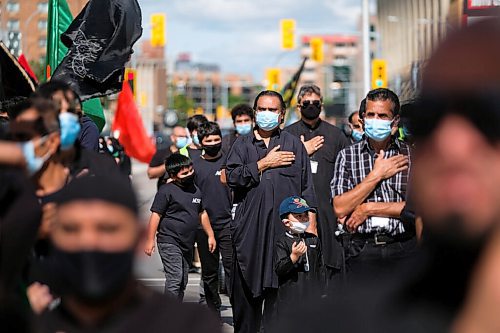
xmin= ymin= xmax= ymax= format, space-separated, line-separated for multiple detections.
xmin=362 ymin=0 xmax=371 ymax=95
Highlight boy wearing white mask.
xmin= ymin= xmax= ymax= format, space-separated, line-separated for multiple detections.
xmin=274 ymin=196 xmax=324 ymax=315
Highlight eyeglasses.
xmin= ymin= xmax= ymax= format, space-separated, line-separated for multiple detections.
xmin=410 ymin=92 xmax=500 ymax=142
xmin=300 ymin=100 xmax=321 ymax=108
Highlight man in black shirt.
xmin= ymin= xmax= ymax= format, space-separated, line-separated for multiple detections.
xmin=284 ymin=84 xmax=349 ymax=280
xmin=34 ymin=175 xmax=220 ymax=333
xmin=147 ymin=126 xmax=189 ymax=188
xmin=226 ymin=90 xmax=317 ymax=333
xmin=221 ymin=104 xmax=254 ymax=155
xmin=193 ymin=121 xmax=233 ymax=317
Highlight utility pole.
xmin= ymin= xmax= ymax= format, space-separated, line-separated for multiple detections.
xmin=362 ymin=0 xmax=371 ymax=94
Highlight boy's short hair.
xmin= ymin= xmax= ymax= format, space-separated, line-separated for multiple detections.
xmin=186 ymin=114 xmax=208 ymax=133
xmin=165 ymin=153 xmax=192 ymax=178
xmin=197 ymin=121 xmax=221 ymax=143
xmin=231 ymin=104 xmax=254 ymax=122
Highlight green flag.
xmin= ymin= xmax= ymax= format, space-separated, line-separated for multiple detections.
xmin=46 ymin=0 xmax=106 ymax=132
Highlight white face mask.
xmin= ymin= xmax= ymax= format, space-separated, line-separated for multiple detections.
xmin=290 ymin=221 xmax=310 ymax=234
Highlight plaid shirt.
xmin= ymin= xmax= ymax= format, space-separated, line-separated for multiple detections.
xmin=330 ymin=137 xmax=411 ymax=235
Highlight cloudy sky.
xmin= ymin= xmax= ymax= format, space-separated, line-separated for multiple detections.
xmin=138 ymin=0 xmax=372 ymax=82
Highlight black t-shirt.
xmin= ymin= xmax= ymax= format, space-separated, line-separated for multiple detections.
xmin=150 ymin=182 xmax=204 ymax=256
xmin=36 ymin=284 xmax=221 ymax=333
xmin=149 ymin=147 xmax=174 ymax=189
xmin=193 ymin=154 xmax=232 ymax=230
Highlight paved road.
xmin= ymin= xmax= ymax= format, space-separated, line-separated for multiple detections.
xmin=131 ymin=161 xmax=233 ymax=332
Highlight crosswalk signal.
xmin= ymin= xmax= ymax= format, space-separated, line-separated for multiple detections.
xmin=151 ymin=13 xmax=166 ymax=47
xmin=280 ymin=19 xmax=295 ymax=50
xmin=310 ymin=37 xmax=324 ymax=63
xmin=266 ymin=68 xmax=281 ymax=91
xmin=371 ymin=59 xmax=387 ymax=89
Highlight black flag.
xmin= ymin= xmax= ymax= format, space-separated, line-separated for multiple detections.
xmin=281 ymin=57 xmax=307 ymax=109
xmin=0 ymin=41 xmax=36 ymax=100
xmin=51 ymin=0 xmax=142 ymax=101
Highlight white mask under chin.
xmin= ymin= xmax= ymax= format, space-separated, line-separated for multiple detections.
xmin=290 ymin=221 xmax=310 ymax=234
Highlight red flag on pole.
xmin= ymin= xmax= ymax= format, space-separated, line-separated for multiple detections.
xmin=18 ymin=54 xmax=39 ymax=83
xmin=112 ymin=81 xmax=156 ymax=163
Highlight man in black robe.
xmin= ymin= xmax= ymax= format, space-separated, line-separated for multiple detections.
xmin=284 ymin=84 xmax=349 ymax=280
xmin=226 ymin=90 xmax=317 ymax=333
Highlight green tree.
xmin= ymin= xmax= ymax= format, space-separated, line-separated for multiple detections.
xmin=29 ymin=60 xmax=45 ymax=82
xmin=228 ymin=94 xmax=248 ymax=109
xmin=173 ymin=94 xmax=195 ymax=126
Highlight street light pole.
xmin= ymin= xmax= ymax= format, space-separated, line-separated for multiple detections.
xmin=362 ymin=0 xmax=371 ymax=95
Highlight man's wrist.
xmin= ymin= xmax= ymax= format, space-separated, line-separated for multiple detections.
xmin=257 ymin=158 xmax=268 ymax=171
xmin=290 ymin=253 xmax=299 ymax=263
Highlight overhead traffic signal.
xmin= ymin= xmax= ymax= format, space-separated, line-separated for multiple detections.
xmin=310 ymin=37 xmax=324 ymax=63
xmin=280 ymin=19 xmax=296 ymax=50
xmin=371 ymin=59 xmax=387 ymax=89
xmin=266 ymin=68 xmax=281 ymax=91
xmin=151 ymin=13 xmax=166 ymax=47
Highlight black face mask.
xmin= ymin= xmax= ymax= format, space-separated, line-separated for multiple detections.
xmin=51 ymin=247 xmax=134 ymax=304
xmin=203 ymin=143 xmax=222 ymax=157
xmin=178 ymin=173 xmax=195 ymax=187
xmin=301 ymin=105 xmax=321 ymax=120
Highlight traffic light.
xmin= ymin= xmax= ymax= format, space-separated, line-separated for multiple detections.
xmin=151 ymin=13 xmax=166 ymax=47
xmin=125 ymin=68 xmax=136 ymax=98
xmin=371 ymin=59 xmax=387 ymax=89
xmin=310 ymin=37 xmax=324 ymax=63
xmin=266 ymin=68 xmax=281 ymax=91
xmin=280 ymin=19 xmax=295 ymax=50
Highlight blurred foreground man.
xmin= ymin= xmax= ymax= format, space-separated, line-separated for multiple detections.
xmin=273 ymin=18 xmax=500 ymax=333
xmin=35 ymin=176 xmax=220 ymax=333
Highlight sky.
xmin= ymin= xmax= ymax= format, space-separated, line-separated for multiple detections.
xmin=137 ymin=0 xmax=373 ymax=82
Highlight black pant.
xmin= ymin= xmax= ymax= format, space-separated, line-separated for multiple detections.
xmin=345 ymin=235 xmax=417 ymax=276
xmin=196 ymin=225 xmax=233 ymax=314
xmin=231 ymin=258 xmax=277 ymax=333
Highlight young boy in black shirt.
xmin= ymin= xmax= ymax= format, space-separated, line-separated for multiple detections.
xmin=145 ymin=153 xmax=216 ymax=300
xmin=192 ymin=121 xmax=233 ymax=316
xmin=274 ymin=196 xmax=325 ymax=314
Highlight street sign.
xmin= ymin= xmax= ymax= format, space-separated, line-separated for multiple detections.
xmin=151 ymin=13 xmax=166 ymax=47
xmin=310 ymin=37 xmax=324 ymax=63
xmin=371 ymin=59 xmax=387 ymax=89
xmin=266 ymin=68 xmax=281 ymax=91
xmin=280 ymin=19 xmax=296 ymax=50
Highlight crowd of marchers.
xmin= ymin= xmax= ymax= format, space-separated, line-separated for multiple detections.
xmin=1 ymin=19 xmax=500 ymax=333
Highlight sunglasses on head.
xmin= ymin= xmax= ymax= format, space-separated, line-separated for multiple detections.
xmin=300 ymin=100 xmax=321 ymax=108
xmin=409 ymin=92 xmax=500 ymax=142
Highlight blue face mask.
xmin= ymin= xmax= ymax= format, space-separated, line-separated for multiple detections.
xmin=59 ymin=112 xmax=81 ymax=150
xmin=175 ymin=136 xmax=188 ymax=149
xmin=192 ymin=133 xmax=200 ymax=146
xmin=352 ymin=129 xmax=364 ymax=142
xmin=364 ymin=118 xmax=393 ymax=142
xmin=256 ymin=111 xmax=280 ymax=131
xmin=20 ymin=137 xmax=51 ymax=176
xmin=235 ymin=123 xmax=252 ymax=135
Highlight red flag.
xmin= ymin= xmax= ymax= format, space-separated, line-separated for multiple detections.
xmin=112 ymin=81 xmax=156 ymax=163
xmin=18 ymin=54 xmax=38 ymax=83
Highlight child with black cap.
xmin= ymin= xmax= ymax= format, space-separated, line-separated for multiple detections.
xmin=274 ymin=196 xmax=325 ymax=315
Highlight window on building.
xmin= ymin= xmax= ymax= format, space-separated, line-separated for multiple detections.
xmin=38 ymin=38 xmax=47 ymax=48
xmin=7 ymin=19 xmax=20 ymax=31
xmin=37 ymin=2 xmax=48 ymax=12
xmin=6 ymin=2 xmax=20 ymax=12
xmin=38 ymin=20 xmax=47 ymax=30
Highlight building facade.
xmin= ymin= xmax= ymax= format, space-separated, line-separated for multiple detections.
xmin=0 ymin=0 xmax=86 ymax=63
xmin=376 ymin=0 xmax=461 ymax=100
